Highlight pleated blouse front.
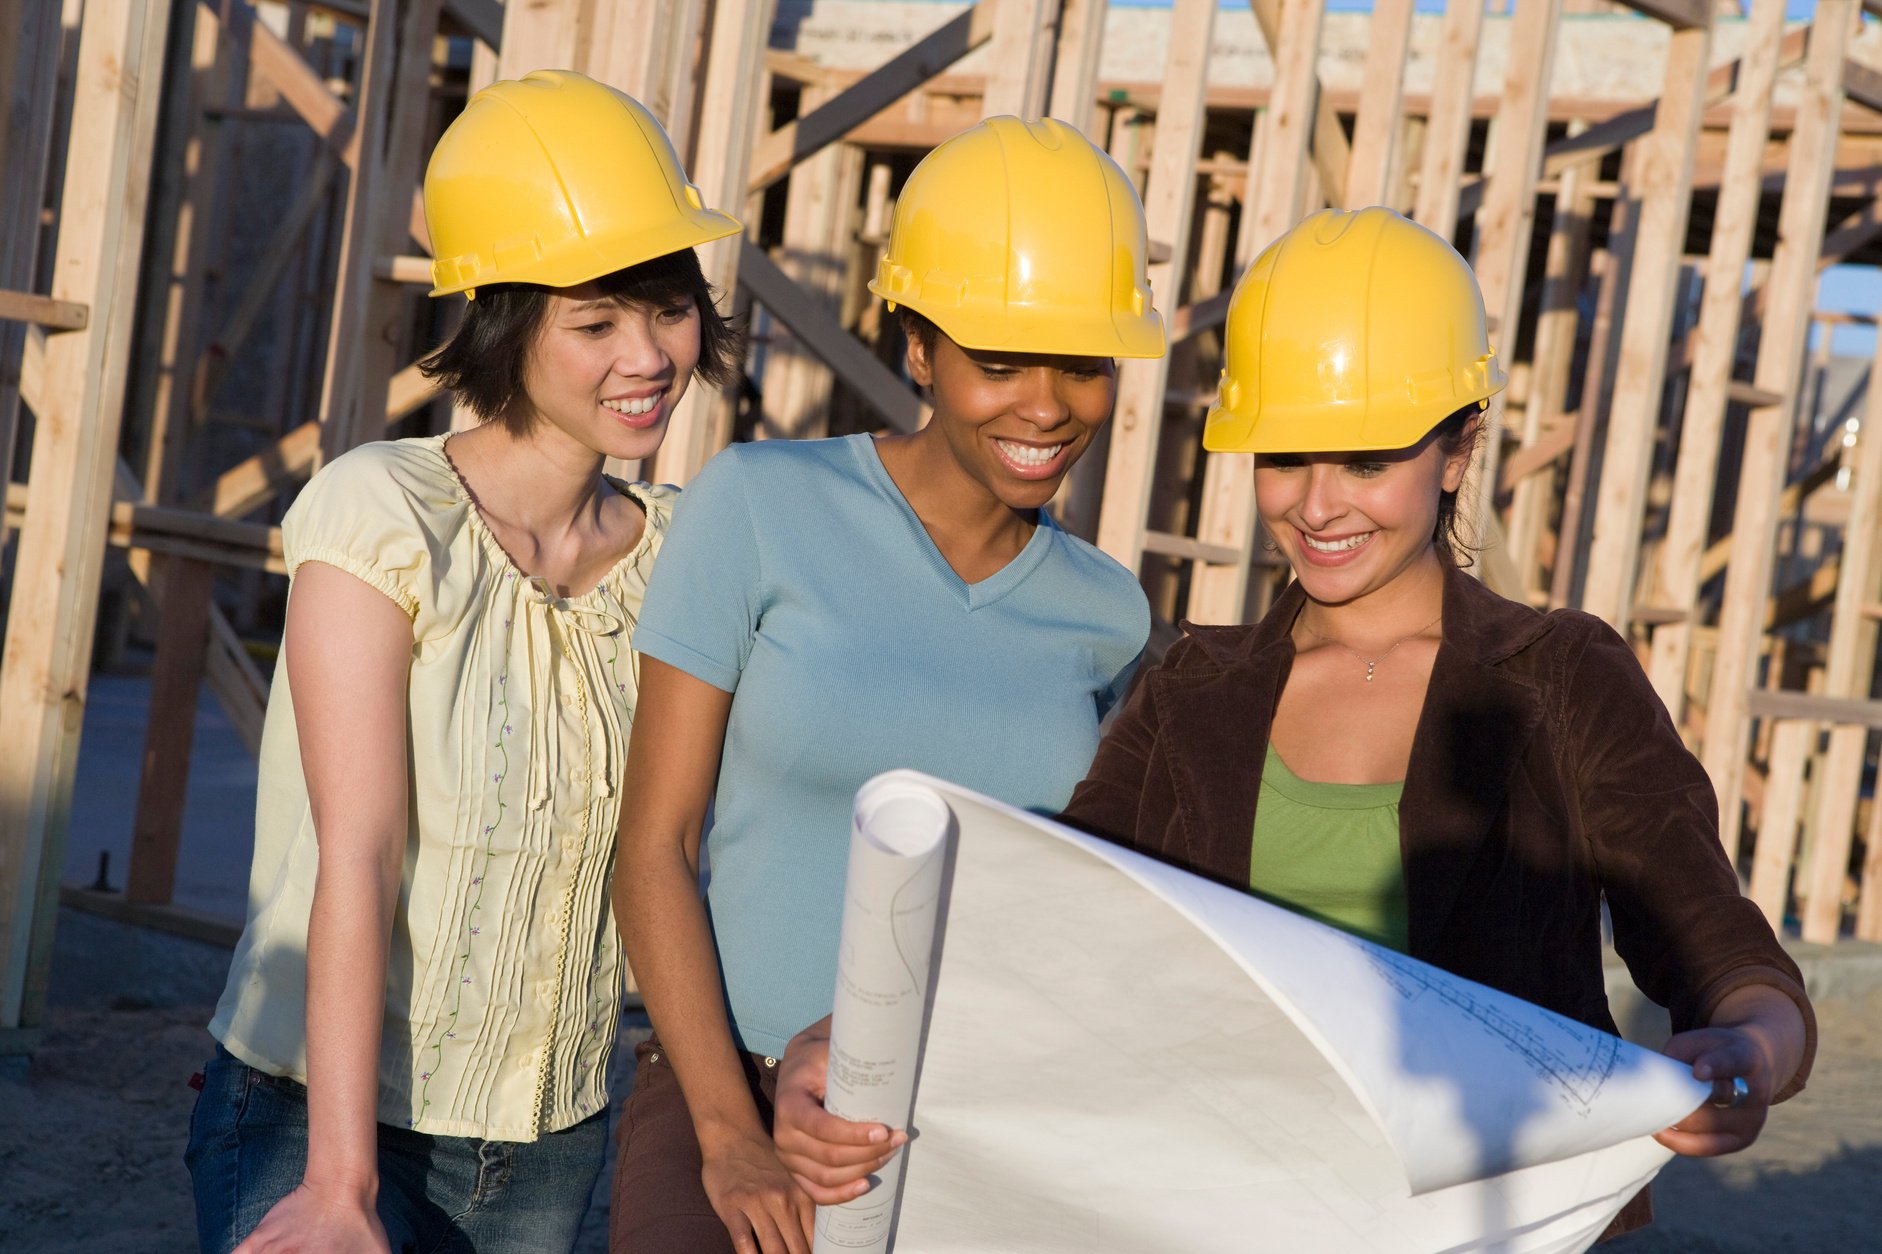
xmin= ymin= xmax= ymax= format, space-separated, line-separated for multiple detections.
xmin=210 ymin=434 xmax=674 ymax=1141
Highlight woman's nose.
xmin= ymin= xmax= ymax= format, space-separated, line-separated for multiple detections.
xmin=1014 ymin=370 xmax=1072 ymax=430
xmin=1298 ymin=465 xmax=1346 ymax=530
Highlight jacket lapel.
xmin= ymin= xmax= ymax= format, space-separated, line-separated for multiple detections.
xmin=1150 ymin=585 xmax=1305 ymax=885
xmin=1401 ymin=566 xmax=1547 ymax=957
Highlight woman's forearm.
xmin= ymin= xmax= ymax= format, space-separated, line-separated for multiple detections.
xmin=302 ymin=838 xmax=403 ymax=1196
xmin=616 ymin=838 xmax=765 ymax=1154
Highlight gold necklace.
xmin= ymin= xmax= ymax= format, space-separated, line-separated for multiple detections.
xmin=1300 ymin=610 xmax=1443 ymax=682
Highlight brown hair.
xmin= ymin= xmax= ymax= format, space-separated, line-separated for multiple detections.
xmin=1431 ymin=403 xmax=1485 ymax=564
xmin=419 ymin=248 xmax=742 ymax=435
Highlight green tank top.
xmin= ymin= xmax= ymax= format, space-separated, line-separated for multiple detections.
xmin=1252 ymin=743 xmax=1410 ymax=953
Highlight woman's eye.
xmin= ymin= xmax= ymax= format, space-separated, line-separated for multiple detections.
xmin=659 ymin=303 xmax=695 ymax=323
xmin=1257 ymin=455 xmax=1305 ymax=470
xmin=577 ymin=321 xmax=612 ymax=336
xmin=1347 ymin=462 xmax=1390 ymax=477
xmin=978 ymin=365 xmax=1017 ymax=380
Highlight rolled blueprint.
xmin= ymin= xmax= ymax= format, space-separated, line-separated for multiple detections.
xmin=812 ymin=776 xmax=956 ymax=1254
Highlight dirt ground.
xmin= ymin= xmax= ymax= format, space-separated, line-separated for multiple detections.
xmin=3 ymin=910 xmax=1878 ymax=1253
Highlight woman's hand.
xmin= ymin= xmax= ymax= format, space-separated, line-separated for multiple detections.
xmin=700 ymin=1131 xmax=815 ymax=1254
xmin=1654 ymin=983 xmax=1807 ymax=1157
xmin=232 ymin=1179 xmax=388 ymax=1253
xmin=773 ymin=1016 xmax=906 ymax=1204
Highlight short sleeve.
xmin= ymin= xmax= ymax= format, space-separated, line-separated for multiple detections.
xmin=281 ymin=445 xmax=428 ymax=619
xmin=633 ymin=446 xmax=764 ymax=692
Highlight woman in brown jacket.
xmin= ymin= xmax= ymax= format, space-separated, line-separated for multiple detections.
xmin=773 ymin=209 xmax=1813 ymax=1242
xmin=1051 ymin=208 xmax=1813 ymax=1237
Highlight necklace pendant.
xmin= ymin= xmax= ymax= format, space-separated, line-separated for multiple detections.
xmin=1364 ymin=662 xmax=1376 ymax=682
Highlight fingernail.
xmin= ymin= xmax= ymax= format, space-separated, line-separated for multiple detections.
xmin=891 ymin=1131 xmax=908 ymax=1147
xmin=868 ymin=1127 xmax=887 ymax=1144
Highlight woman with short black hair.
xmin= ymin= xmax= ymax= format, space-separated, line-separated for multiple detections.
xmin=185 ymin=71 xmax=739 ymax=1254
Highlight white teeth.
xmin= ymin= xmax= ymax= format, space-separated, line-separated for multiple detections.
xmin=995 ymin=439 xmax=1067 ymax=468
xmin=1302 ymin=532 xmax=1373 ymax=553
xmin=603 ymin=396 xmax=658 ymax=416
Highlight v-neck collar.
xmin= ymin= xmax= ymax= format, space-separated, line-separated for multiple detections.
xmin=851 ymin=433 xmax=1056 ymax=612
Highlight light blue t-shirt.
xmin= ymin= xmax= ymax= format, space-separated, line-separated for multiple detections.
xmin=634 ymin=434 xmax=1149 ymax=1057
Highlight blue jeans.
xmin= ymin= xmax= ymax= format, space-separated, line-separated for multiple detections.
xmin=185 ymin=1046 xmax=605 ymax=1253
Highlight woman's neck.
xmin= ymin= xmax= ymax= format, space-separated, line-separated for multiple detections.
xmin=875 ymin=426 xmax=1036 ymax=570
xmin=445 ymin=420 xmax=615 ymax=543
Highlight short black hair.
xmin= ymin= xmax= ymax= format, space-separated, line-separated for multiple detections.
xmin=419 ymin=248 xmax=742 ymax=436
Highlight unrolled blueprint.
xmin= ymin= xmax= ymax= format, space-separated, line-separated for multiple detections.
xmin=815 ymin=771 xmax=1712 ymax=1254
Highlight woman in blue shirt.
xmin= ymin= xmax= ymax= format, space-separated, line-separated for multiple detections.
xmin=608 ymin=117 xmax=1165 ymax=1254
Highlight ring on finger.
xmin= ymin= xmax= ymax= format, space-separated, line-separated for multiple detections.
xmin=1708 ymin=1075 xmax=1750 ymax=1109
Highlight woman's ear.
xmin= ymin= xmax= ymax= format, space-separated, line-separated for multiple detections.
xmin=904 ymin=330 xmax=934 ymax=389
xmin=1441 ymin=414 xmax=1481 ymax=493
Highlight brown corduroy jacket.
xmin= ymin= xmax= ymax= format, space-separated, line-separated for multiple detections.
xmin=1061 ymin=561 xmax=1815 ymax=1237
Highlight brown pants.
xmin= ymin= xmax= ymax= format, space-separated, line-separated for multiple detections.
xmin=610 ymin=1036 xmax=781 ymax=1253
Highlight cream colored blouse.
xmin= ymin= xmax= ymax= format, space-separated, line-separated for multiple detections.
xmin=210 ymin=434 xmax=674 ymax=1141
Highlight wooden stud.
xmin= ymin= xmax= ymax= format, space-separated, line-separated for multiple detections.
xmin=1644 ymin=0 xmax=1788 ymax=718
xmin=1341 ymin=0 xmax=1414 ymax=210
xmin=1047 ymin=0 xmax=1108 ymax=134
xmin=748 ymin=3 xmax=995 ymax=194
xmin=738 ymin=241 xmax=925 ymax=434
xmin=315 ymin=0 xmax=439 ymax=461
xmin=1701 ymin=0 xmax=1857 ymax=860
xmin=654 ymin=0 xmax=777 ymax=485
xmin=1184 ymin=0 xmax=1325 ymax=625
xmin=0 ymin=0 xmax=63 ymax=533
xmin=1412 ymin=0 xmax=1487 ymax=234
xmin=1465 ymin=0 xmax=1563 ymax=543
xmin=1580 ymin=20 xmax=1712 ymax=631
xmin=1748 ymin=718 xmax=1812 ymax=927
xmin=1794 ymin=323 xmax=1882 ymax=940
xmin=126 ymin=557 xmax=215 ymax=904
xmin=0 ymin=0 xmax=172 ymax=1032
xmin=981 ymin=0 xmax=1053 ymax=120
xmin=1551 ymin=146 xmax=1643 ymax=609
xmin=1093 ymin=0 xmax=1216 ymax=575
xmin=1505 ymin=119 xmax=1595 ymax=593
xmin=1250 ymin=0 xmax=1349 ymax=210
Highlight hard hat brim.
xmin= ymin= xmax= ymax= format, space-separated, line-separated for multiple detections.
xmin=429 ymin=208 xmax=742 ymax=298
xmin=871 ymin=282 xmax=1168 ymax=361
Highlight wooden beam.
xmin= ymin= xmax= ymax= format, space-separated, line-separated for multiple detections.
xmin=443 ymin=0 xmax=501 ymax=47
xmin=5 ymin=481 xmax=286 ymax=571
xmin=1845 ymin=57 xmax=1882 ymax=115
xmin=737 ymin=240 xmax=926 ymax=433
xmin=315 ymin=0 xmax=440 ymax=463
xmin=0 ymin=291 xmax=87 ymax=331
xmin=1094 ymin=0 xmax=1216 ymax=575
xmin=0 ymin=0 xmax=171 ymax=1034
xmin=1614 ymin=0 xmax=1712 ymax=27
xmin=1746 ymin=690 xmax=1882 ymax=730
xmin=1646 ymin=0 xmax=1789 ymax=718
xmin=1702 ymin=0 xmax=1857 ymax=861
xmin=748 ymin=2 xmax=995 ymax=194
xmin=1581 ymin=21 xmax=1713 ymax=630
xmin=0 ymin=0 xmax=63 ymax=528
xmin=1250 ymin=0 xmax=1349 ymax=210
xmin=1464 ymin=0 xmax=1563 ymax=556
xmin=1412 ymin=0 xmax=1487 ymax=233
xmin=657 ymin=0 xmax=776 ymax=485
xmin=126 ymin=558 xmax=215 ymax=905
xmin=1342 ymin=0 xmax=1415 ymax=209
xmin=981 ymin=0 xmax=1053 ymax=119
xmin=1047 ymin=0 xmax=1108 ymax=134
xmin=1185 ymin=0 xmax=1326 ymax=625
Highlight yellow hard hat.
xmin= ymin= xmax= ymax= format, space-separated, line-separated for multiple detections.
xmin=868 ymin=116 xmax=1165 ymax=359
xmin=424 ymin=70 xmax=741 ymax=298
xmin=1203 ymin=207 xmax=1507 ymax=453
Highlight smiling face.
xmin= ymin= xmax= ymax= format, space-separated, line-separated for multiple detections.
xmin=516 ymin=279 xmax=703 ymax=462
xmin=907 ymin=329 xmax=1117 ymax=513
xmin=1254 ymin=422 xmax=1475 ymax=609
